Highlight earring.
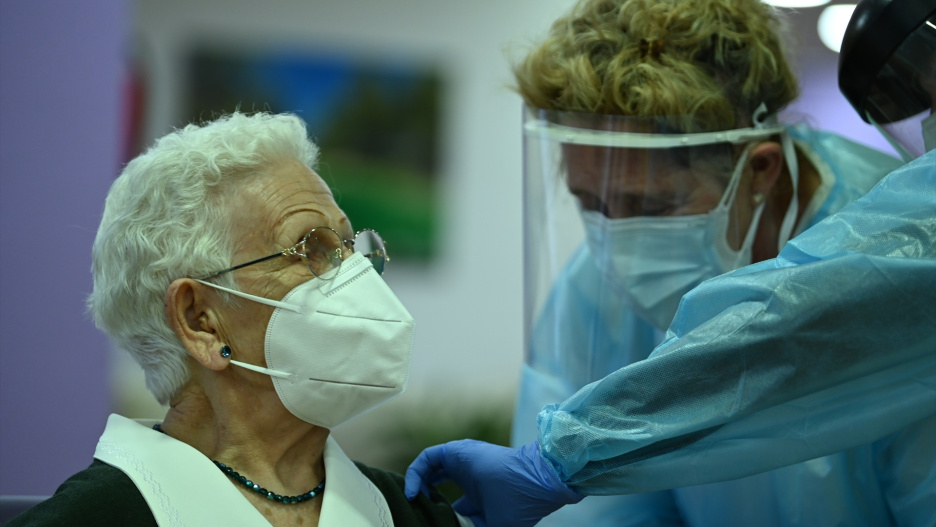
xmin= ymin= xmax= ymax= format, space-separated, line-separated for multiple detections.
xmin=752 ymin=193 xmax=765 ymax=206
xmin=220 ymin=345 xmax=232 ymax=358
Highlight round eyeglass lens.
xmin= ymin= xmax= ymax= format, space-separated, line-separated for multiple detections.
xmin=353 ymin=229 xmax=387 ymax=275
xmin=302 ymin=227 xmax=344 ymax=280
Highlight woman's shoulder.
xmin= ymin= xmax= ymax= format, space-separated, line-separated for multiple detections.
xmin=6 ymin=460 xmax=157 ymax=527
xmin=354 ymin=462 xmax=467 ymax=527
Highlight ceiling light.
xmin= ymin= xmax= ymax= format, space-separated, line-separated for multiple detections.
xmin=818 ymin=4 xmax=858 ymax=52
xmin=763 ymin=0 xmax=831 ymax=7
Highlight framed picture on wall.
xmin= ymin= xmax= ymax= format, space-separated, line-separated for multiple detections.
xmin=184 ymin=47 xmax=443 ymax=263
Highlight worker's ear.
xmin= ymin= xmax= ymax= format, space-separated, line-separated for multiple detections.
xmin=165 ymin=278 xmax=229 ymax=371
xmin=746 ymin=141 xmax=785 ymax=197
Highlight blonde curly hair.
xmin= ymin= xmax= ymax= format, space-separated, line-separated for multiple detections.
xmin=514 ymin=0 xmax=799 ymax=131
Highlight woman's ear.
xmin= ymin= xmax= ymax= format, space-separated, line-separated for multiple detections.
xmin=746 ymin=141 xmax=785 ymax=198
xmin=165 ymin=278 xmax=229 ymax=371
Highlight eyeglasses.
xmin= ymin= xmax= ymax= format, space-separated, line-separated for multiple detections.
xmin=200 ymin=227 xmax=388 ymax=281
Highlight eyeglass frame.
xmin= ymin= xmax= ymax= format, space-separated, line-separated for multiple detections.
xmin=198 ymin=227 xmax=388 ymax=281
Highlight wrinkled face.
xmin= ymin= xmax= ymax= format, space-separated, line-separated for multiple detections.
xmin=563 ymin=143 xmax=731 ymax=219
xmin=216 ymin=160 xmax=353 ymax=364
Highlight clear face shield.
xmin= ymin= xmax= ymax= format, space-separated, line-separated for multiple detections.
xmin=521 ymin=106 xmax=795 ymax=380
xmin=864 ymin=15 xmax=936 ymax=160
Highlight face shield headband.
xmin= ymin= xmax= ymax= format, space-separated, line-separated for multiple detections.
xmin=523 ymin=104 xmax=800 ymax=252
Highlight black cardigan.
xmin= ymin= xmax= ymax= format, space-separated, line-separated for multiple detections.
xmin=7 ymin=459 xmax=463 ymax=527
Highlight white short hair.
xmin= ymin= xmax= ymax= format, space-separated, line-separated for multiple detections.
xmin=88 ymin=112 xmax=320 ymax=405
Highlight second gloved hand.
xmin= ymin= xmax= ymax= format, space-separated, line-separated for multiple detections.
xmin=404 ymin=439 xmax=584 ymax=527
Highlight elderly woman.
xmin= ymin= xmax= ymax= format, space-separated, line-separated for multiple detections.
xmin=10 ymin=111 xmax=471 ymax=527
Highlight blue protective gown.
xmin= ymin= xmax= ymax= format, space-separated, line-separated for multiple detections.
xmin=512 ymin=129 xmax=936 ymax=526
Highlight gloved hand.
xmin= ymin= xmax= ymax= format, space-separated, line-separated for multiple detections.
xmin=404 ymin=439 xmax=584 ymax=527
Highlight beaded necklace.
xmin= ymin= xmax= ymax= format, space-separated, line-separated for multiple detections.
xmin=153 ymin=424 xmax=325 ymax=505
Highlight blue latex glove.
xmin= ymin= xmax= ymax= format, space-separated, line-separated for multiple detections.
xmin=404 ymin=439 xmax=585 ymax=527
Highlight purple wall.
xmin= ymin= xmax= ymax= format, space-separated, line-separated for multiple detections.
xmin=782 ymin=7 xmax=896 ymax=156
xmin=0 ymin=1 xmax=127 ymax=494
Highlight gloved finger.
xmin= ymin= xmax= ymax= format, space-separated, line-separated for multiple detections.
xmin=405 ymin=444 xmax=450 ymax=499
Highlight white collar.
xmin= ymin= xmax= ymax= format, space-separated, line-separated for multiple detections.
xmin=94 ymin=414 xmax=393 ymax=526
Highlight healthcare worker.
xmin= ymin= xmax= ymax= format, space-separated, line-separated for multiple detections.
xmin=405 ymin=0 xmax=936 ymax=525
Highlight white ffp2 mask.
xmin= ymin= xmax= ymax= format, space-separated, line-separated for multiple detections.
xmin=198 ymin=252 xmax=415 ymax=429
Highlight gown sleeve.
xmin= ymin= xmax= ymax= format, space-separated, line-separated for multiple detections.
xmin=537 ymin=152 xmax=936 ymax=494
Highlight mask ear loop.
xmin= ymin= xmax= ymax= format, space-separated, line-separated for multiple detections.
xmin=195 ymin=279 xmax=303 ymax=313
xmin=227 ymin=359 xmax=295 ymax=380
xmin=716 ymin=143 xmax=755 ymax=211
xmin=714 ymin=143 xmax=767 ymax=259
xmin=775 ymin=131 xmax=799 ymax=252
xmin=193 ymin=279 xmax=298 ymax=380
xmin=752 ymin=103 xmax=799 ymax=252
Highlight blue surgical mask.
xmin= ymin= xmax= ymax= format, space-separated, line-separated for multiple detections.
xmin=580 ymin=145 xmax=768 ymax=330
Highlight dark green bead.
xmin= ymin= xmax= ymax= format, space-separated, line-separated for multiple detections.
xmin=212 ymin=458 xmax=324 ymax=505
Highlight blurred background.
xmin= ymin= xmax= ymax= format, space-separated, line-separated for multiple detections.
xmin=0 ymin=0 xmax=891 ymax=498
